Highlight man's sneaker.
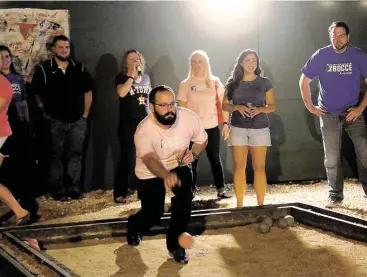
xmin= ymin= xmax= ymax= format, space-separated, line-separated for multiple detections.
xmin=217 ymin=189 xmax=231 ymax=199
xmin=169 ymin=248 xmax=189 ymax=264
xmin=325 ymin=196 xmax=343 ymax=208
xmin=52 ymin=192 xmax=71 ymax=201
xmin=127 ymin=232 xmax=141 ymax=246
xmin=68 ymin=189 xmax=84 ymax=200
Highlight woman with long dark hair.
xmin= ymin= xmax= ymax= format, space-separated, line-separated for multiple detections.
xmin=178 ymin=50 xmax=230 ymax=198
xmin=222 ymin=49 xmax=276 ymax=207
xmin=0 ymin=48 xmax=30 ymax=225
xmin=0 ymin=45 xmax=39 ymax=221
xmin=114 ymin=50 xmax=151 ymax=203
xmin=0 ymin=45 xmax=30 ymax=123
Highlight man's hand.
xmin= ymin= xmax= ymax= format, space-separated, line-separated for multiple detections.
xmin=307 ymin=105 xmax=326 ymax=116
xmin=164 ymin=172 xmax=180 ymax=190
xmin=222 ymin=124 xmax=230 ymax=140
xmin=179 ymin=149 xmax=195 ymax=166
xmin=346 ymin=106 xmax=363 ymax=121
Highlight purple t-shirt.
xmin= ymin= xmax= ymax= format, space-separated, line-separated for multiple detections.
xmin=302 ymin=44 xmax=367 ymax=115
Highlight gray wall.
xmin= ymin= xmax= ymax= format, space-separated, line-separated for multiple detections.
xmin=1 ymin=1 xmax=366 ymax=189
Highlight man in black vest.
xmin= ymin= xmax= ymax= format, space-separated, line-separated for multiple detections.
xmin=30 ymin=35 xmax=93 ymax=201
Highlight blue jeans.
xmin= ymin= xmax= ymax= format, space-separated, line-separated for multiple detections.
xmin=320 ymin=114 xmax=367 ymax=199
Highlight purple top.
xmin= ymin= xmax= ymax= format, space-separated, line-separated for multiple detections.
xmin=302 ymin=44 xmax=367 ymax=115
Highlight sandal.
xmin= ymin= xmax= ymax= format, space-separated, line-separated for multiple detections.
xmin=16 ymin=212 xmax=31 ymax=226
xmin=114 ymin=196 xmax=127 ymax=204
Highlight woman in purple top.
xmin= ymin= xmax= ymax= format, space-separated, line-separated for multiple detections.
xmin=222 ymin=49 xmax=276 ymax=208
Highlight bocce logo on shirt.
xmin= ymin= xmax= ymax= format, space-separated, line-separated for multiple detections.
xmin=160 ymin=137 xmax=182 ymax=149
xmin=327 ymin=63 xmax=352 ymax=75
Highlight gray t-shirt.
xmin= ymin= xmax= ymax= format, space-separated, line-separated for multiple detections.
xmin=230 ymin=76 xmax=272 ymax=129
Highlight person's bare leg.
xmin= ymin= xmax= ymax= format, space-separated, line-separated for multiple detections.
xmin=232 ymin=146 xmax=249 ymax=208
xmin=250 ymin=146 xmax=268 ymax=205
xmin=0 ymin=184 xmax=29 ymax=221
xmin=0 ymin=153 xmax=5 ymax=167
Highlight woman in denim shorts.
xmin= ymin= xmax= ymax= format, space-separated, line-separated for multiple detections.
xmin=222 ymin=49 xmax=276 ymax=207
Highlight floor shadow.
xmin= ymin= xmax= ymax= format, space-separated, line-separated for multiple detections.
xmin=218 ymin=224 xmax=361 ymax=277
xmin=326 ymin=204 xmax=366 ymax=215
xmin=192 ymin=199 xmax=221 ymax=210
xmin=90 ymin=53 xmax=120 ymax=190
xmin=110 ymin=244 xmax=148 ymax=277
xmin=166 ymin=198 xmax=221 ymax=213
xmin=267 ymin=113 xmax=286 ymax=183
xmin=156 ymin=258 xmax=184 ymax=277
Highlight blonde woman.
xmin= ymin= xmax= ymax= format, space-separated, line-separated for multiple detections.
xmin=178 ymin=50 xmax=230 ymax=198
xmin=222 ymin=49 xmax=276 ymax=208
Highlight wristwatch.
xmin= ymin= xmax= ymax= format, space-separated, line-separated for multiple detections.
xmin=126 ymin=76 xmax=134 ymax=80
xmin=223 ymin=122 xmax=229 ymax=125
xmin=192 ymin=152 xmax=199 ymax=161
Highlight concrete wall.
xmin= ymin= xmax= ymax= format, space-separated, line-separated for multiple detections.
xmin=1 ymin=1 xmax=366 ymax=189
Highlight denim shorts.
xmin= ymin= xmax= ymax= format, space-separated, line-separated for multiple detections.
xmin=229 ymin=126 xmax=271 ymax=147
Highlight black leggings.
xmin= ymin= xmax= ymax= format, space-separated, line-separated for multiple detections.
xmin=114 ymin=123 xmax=138 ymax=198
xmin=191 ymin=126 xmax=225 ymax=190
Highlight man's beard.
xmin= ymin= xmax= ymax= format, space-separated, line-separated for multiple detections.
xmin=154 ymin=109 xmax=177 ymax=126
xmin=55 ymin=53 xmax=70 ymax=62
xmin=333 ymin=42 xmax=348 ymax=52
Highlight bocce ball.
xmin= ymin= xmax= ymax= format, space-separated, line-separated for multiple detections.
xmin=178 ymin=232 xmax=194 ymax=249
xmin=276 ymin=217 xmax=288 ymax=229
xmin=262 ymin=216 xmax=273 ymax=227
xmin=285 ymin=215 xmax=296 ymax=227
xmin=258 ymin=222 xmax=271 ymax=234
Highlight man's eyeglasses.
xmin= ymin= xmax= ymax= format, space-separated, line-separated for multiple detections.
xmin=331 ymin=34 xmax=347 ymax=40
xmin=153 ymin=101 xmax=177 ymax=108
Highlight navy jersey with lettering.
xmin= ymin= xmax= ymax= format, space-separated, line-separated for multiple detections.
xmin=5 ymin=73 xmax=27 ymax=122
xmin=115 ymin=73 xmax=151 ymax=126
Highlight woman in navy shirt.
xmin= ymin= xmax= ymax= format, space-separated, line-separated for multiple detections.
xmin=222 ymin=49 xmax=276 ymax=208
xmin=114 ymin=50 xmax=151 ymax=203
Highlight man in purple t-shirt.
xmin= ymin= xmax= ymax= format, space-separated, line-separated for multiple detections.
xmin=300 ymin=21 xmax=367 ymax=205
